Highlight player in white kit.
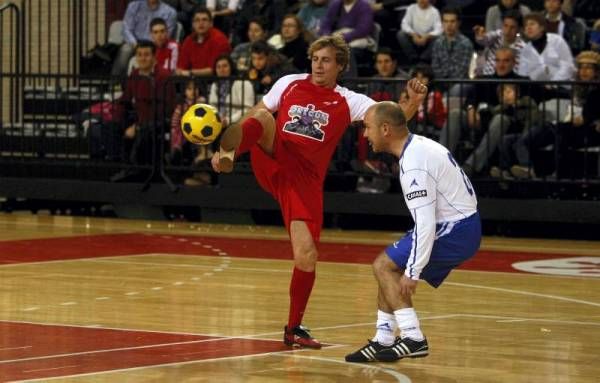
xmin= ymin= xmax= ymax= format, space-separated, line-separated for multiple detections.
xmin=345 ymin=101 xmax=481 ymax=363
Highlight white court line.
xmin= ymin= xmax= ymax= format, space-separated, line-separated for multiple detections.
xmin=0 ymin=337 xmax=232 ymax=364
xmin=458 ymin=313 xmax=600 ymax=327
xmin=276 ymin=354 xmax=412 ymax=383
xmin=23 ymin=365 xmax=79 ymax=373
xmin=0 ymin=346 xmax=32 ymax=351
xmin=15 ymin=347 xmax=315 ymax=383
xmin=445 ymin=282 xmax=600 ymax=308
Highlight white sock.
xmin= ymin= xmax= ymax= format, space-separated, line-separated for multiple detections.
xmin=394 ymin=308 xmax=424 ymax=341
xmin=372 ymin=310 xmax=397 ymax=346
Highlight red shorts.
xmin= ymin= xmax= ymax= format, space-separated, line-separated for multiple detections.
xmin=250 ymin=145 xmax=323 ymax=242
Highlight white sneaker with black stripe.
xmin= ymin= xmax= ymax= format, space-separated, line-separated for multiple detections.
xmin=375 ymin=337 xmax=429 ymax=362
xmin=345 ymin=340 xmax=388 ymax=363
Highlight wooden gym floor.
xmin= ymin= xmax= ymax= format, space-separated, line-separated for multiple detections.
xmin=0 ymin=212 xmax=598 ymax=382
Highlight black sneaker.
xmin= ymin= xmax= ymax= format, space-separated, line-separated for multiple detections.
xmin=345 ymin=340 xmax=388 ymax=363
xmin=283 ymin=325 xmax=322 ymax=349
xmin=375 ymin=337 xmax=429 ymax=362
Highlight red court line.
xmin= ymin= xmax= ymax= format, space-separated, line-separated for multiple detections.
xmin=0 ymin=322 xmax=289 ymax=381
xmin=0 ymin=233 xmax=591 ymax=273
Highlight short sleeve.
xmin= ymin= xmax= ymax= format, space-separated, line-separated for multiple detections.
xmin=337 ymin=87 xmax=376 ymax=121
xmin=262 ymin=74 xmax=309 ymax=112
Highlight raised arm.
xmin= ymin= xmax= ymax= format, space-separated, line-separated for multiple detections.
xmin=400 ymin=78 xmax=428 ymax=121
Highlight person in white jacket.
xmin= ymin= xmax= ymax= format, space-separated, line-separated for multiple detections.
xmin=208 ymin=54 xmax=255 ymax=128
xmin=517 ymin=12 xmax=575 ymax=81
xmin=396 ymin=0 xmax=442 ymax=65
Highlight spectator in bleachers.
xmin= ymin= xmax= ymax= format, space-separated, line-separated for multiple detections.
xmin=128 ymin=17 xmax=180 ymax=75
xmin=370 ymin=1 xmax=405 ymax=48
xmin=169 ymin=79 xmax=207 ymax=171
xmin=544 ymin=0 xmax=586 ymax=55
xmin=231 ymin=17 xmax=268 ymax=73
xmin=439 ymin=47 xmax=526 ymax=154
xmin=150 ymin=18 xmax=179 ymax=72
xmin=573 ymin=0 xmax=600 ymax=21
xmin=354 ymin=47 xmax=409 ymax=193
xmin=517 ymin=12 xmax=575 ymax=81
xmin=463 ymin=82 xmax=540 ymax=177
xmin=431 ymin=7 xmax=473 ymax=80
xmin=273 ymin=15 xmax=312 ymax=72
xmin=206 ymin=0 xmax=239 ymax=36
xmin=162 ymin=0 xmax=202 ymax=36
xmin=366 ymin=48 xmax=409 ymax=102
xmin=297 ymin=0 xmax=329 ymax=38
xmin=473 ymin=10 xmax=525 ymax=77
xmin=490 ymin=83 xmax=544 ymax=179
xmin=233 ymin=0 xmax=278 ymax=47
xmin=176 ymin=7 xmax=231 ymax=77
xmin=401 ymin=64 xmax=447 ymax=137
xmin=246 ymin=41 xmax=296 ymax=96
xmin=319 ymin=0 xmax=375 ymax=50
xmin=496 ymin=48 xmax=597 ymax=179
xmin=549 ymin=50 xmax=600 ymax=177
xmin=115 ymin=40 xmax=175 ymax=173
xmin=112 ymin=0 xmax=177 ymax=78
xmin=591 ymin=19 xmax=600 ymax=53
xmin=486 ymin=0 xmax=531 ymax=32
xmin=208 ymin=54 xmax=255 ymax=131
xmin=320 ymin=0 xmax=376 ymax=75
xmin=396 ymin=0 xmax=442 ymax=65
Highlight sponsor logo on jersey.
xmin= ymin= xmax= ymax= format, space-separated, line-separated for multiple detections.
xmin=406 ymin=190 xmax=427 ymax=200
xmin=283 ymin=104 xmax=329 ymax=141
xmin=410 ymin=178 xmax=419 ymax=188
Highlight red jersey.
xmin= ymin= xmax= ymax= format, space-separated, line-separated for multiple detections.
xmin=177 ymin=28 xmax=231 ymax=71
xmin=156 ymin=40 xmax=178 ymax=72
xmin=253 ymin=74 xmax=373 ymax=240
xmin=262 ymin=74 xmax=374 ymax=182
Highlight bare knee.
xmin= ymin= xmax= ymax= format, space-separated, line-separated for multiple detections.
xmin=372 ymin=253 xmax=397 ymax=280
xmin=293 ymin=243 xmax=318 ymax=271
xmin=251 ymin=109 xmax=275 ymax=151
xmin=253 ymin=109 xmax=275 ymax=128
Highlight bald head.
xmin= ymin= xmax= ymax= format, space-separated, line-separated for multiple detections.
xmin=367 ymin=101 xmax=408 ymax=132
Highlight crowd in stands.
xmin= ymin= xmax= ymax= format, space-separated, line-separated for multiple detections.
xmin=93 ymin=0 xmax=600 ymax=188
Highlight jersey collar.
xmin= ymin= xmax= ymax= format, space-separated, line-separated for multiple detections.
xmin=398 ymin=133 xmax=413 ymax=162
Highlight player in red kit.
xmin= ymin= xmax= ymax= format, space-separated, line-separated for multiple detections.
xmin=211 ymin=35 xmax=427 ymax=348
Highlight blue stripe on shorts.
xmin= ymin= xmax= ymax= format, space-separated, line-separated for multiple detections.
xmin=385 ymin=212 xmax=481 ymax=288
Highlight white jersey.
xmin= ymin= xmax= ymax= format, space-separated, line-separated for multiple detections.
xmin=398 ymin=134 xmax=478 ymax=280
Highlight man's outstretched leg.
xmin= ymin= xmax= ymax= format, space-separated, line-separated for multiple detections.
xmin=216 ymin=108 xmax=276 ymax=173
xmin=283 ymin=220 xmax=322 ymax=349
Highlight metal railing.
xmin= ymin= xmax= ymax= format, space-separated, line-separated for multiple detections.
xmin=0 ymin=74 xmax=598 ymax=195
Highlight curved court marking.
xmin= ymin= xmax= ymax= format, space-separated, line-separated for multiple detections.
xmin=277 ymin=354 xmax=412 ymax=383
xmin=446 ymin=282 xmax=600 ymax=308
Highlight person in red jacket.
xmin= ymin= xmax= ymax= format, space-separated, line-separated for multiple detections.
xmin=115 ymin=40 xmax=175 ymax=168
xmin=150 ymin=17 xmax=179 ymax=72
xmin=176 ymin=6 xmax=231 ymax=77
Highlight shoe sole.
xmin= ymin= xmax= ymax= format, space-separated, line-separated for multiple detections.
xmin=284 ymin=336 xmax=322 ymax=349
xmin=377 ymin=350 xmax=429 ymax=363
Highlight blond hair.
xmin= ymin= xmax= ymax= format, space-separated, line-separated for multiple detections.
xmin=307 ymin=35 xmax=350 ymax=72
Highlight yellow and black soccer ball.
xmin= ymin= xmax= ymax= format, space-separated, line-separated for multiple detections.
xmin=181 ymin=103 xmax=223 ymax=145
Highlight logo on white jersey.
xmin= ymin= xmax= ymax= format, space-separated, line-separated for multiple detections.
xmin=410 ymin=179 xmax=419 ymax=188
xmin=283 ymin=104 xmax=329 ymax=141
xmin=406 ymin=190 xmax=427 ymax=200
